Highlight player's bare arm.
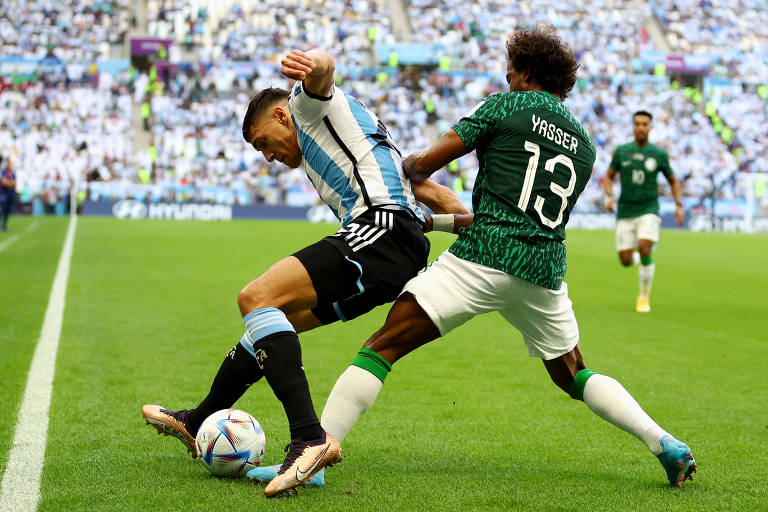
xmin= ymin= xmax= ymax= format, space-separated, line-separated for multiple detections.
xmin=603 ymin=167 xmax=617 ymax=212
xmin=667 ymin=173 xmax=684 ymax=226
xmin=405 ymin=131 xmax=474 ymax=233
xmin=281 ymin=49 xmax=335 ymax=97
xmin=402 ymin=129 xmax=469 ymax=182
xmin=412 ymin=180 xmax=473 ymax=234
xmin=412 ymin=180 xmax=469 ymax=215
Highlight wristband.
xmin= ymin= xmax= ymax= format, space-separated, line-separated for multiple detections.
xmin=431 ymin=214 xmax=454 ymax=233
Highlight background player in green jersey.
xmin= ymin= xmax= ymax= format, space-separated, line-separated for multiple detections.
xmin=319 ymin=26 xmax=697 ymax=488
xmin=603 ymin=111 xmax=684 ymax=312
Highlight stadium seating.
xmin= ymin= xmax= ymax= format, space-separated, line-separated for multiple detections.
xmin=0 ymin=0 xmax=132 ymax=61
xmin=147 ymin=0 xmax=391 ymax=65
xmin=1 ymin=0 xmax=764 ymax=211
xmin=652 ymin=0 xmax=768 ymax=83
xmin=0 ymin=81 xmax=134 ymax=211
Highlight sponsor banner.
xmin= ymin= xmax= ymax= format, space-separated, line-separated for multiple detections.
xmin=641 ymin=51 xmax=710 ymax=75
xmin=687 ymin=215 xmax=768 ymax=233
xmin=569 ymin=213 xmax=688 ymax=230
xmin=91 ymin=201 xmax=768 ymax=232
xmin=567 ymin=213 xmax=617 ymax=230
xmin=130 ymin=38 xmax=171 ymax=57
xmin=231 ymin=204 xmax=321 ymax=221
xmin=82 ymin=200 xmax=338 ymax=223
xmin=374 ymin=43 xmax=446 ymax=66
xmin=110 ymin=200 xmax=232 ymax=221
xmin=306 ymin=205 xmax=339 ymax=224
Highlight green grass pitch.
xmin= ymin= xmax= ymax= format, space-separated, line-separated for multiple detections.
xmin=0 ymin=216 xmax=766 ymax=511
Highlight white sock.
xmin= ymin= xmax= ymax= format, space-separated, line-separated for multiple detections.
xmin=320 ymin=366 xmax=382 ymax=443
xmin=583 ymin=374 xmax=668 ymax=455
xmin=632 ymin=251 xmax=641 ymax=266
xmin=638 ymin=263 xmax=655 ymax=300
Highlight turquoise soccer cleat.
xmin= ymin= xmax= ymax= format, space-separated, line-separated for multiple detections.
xmin=246 ymin=464 xmax=325 ymax=487
xmin=656 ymin=435 xmax=697 ymax=487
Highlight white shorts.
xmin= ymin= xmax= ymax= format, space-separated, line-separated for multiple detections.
xmin=401 ymin=251 xmax=579 ymax=360
xmin=615 ymin=213 xmax=661 ymax=251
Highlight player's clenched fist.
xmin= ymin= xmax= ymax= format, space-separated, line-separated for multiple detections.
xmin=281 ymin=50 xmax=316 ymax=81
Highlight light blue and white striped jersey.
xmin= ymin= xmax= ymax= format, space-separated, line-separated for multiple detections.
xmin=288 ymin=82 xmax=424 ymax=227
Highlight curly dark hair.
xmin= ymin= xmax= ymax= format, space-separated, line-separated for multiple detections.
xmin=242 ymin=87 xmax=290 ymax=143
xmin=505 ymin=25 xmax=579 ymax=99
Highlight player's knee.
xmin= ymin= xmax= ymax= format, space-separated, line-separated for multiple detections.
xmin=618 ymin=254 xmax=633 ymax=266
xmin=237 ymin=281 xmax=268 ymax=313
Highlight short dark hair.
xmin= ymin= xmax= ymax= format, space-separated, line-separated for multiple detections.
xmin=242 ymin=88 xmax=290 ymax=143
xmin=506 ymin=25 xmax=579 ymax=99
xmin=633 ymin=110 xmax=653 ymax=121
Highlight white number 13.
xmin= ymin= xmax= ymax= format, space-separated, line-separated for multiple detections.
xmin=518 ymin=140 xmax=576 ymax=229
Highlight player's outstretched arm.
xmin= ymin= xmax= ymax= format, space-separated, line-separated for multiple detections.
xmin=413 ymin=180 xmax=473 ymax=233
xmin=412 ymin=180 xmax=469 ymax=215
xmin=406 ymin=131 xmax=473 ymax=234
xmin=422 ymin=212 xmax=474 ymax=234
xmin=403 ymin=129 xmax=469 ymax=182
xmin=281 ymin=49 xmax=335 ymax=98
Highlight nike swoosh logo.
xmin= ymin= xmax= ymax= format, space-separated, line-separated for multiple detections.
xmin=296 ymin=444 xmax=330 ymax=481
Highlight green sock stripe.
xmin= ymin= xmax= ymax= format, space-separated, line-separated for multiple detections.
xmin=350 ymin=348 xmax=392 ymax=383
xmin=640 ymin=254 xmax=653 ymax=266
xmin=569 ymin=368 xmax=596 ymax=401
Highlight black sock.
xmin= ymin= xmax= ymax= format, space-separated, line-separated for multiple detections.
xmin=256 ymin=332 xmax=323 ymax=441
xmin=187 ymin=342 xmax=263 ymax=435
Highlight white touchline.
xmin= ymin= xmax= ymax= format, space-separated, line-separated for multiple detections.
xmin=25 ymin=222 xmax=39 ymax=233
xmin=0 ymin=234 xmax=19 ymax=252
xmin=0 ymin=213 xmax=77 ymax=512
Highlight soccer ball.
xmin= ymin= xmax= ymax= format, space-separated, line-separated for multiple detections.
xmin=195 ymin=409 xmax=266 ymax=477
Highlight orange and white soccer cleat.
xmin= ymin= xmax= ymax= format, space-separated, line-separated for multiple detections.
xmin=264 ymin=431 xmax=341 ymax=497
xmin=142 ymin=404 xmax=197 ymax=456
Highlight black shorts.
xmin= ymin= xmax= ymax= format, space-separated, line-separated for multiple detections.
xmin=293 ymin=208 xmax=430 ymax=324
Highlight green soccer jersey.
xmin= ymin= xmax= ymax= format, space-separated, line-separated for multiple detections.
xmin=609 ymin=142 xmax=673 ymax=219
xmin=450 ymin=91 xmax=596 ymax=290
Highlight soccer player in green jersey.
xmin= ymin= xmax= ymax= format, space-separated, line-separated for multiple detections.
xmin=603 ymin=111 xmax=684 ymax=312
xmin=318 ymin=26 xmax=696 ymax=488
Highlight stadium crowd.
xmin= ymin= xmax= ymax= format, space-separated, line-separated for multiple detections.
xmin=0 ymin=77 xmax=134 ymax=214
xmin=652 ymin=0 xmax=768 ymax=83
xmin=147 ymin=0 xmax=392 ymax=66
xmin=0 ymin=0 xmax=133 ymax=62
xmin=0 ymin=0 xmax=764 ymax=214
xmin=407 ymin=0 xmax=655 ymax=77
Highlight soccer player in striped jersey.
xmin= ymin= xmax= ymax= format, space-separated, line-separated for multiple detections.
xmin=142 ymin=48 xmax=471 ymax=497
xmin=318 ymin=26 xmax=696 ymax=489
